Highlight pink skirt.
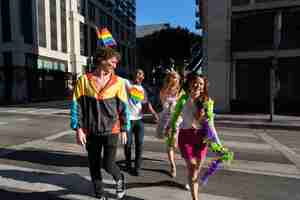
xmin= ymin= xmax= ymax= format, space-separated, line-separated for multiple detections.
xmin=178 ymin=129 xmax=208 ymax=161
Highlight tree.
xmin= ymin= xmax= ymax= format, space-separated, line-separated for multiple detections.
xmin=138 ymin=26 xmax=202 ymax=71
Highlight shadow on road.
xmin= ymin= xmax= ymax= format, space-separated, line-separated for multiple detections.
xmin=0 ymin=148 xmax=88 ymax=167
xmin=0 ymin=169 xmax=144 ymax=200
xmin=127 ymin=180 xmax=187 ymax=191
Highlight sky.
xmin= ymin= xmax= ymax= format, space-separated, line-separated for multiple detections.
xmin=136 ymin=0 xmax=199 ymax=34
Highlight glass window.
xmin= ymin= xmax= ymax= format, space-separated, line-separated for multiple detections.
xmin=90 ymin=27 xmax=97 ymax=56
xmin=61 ymin=0 xmax=67 ymax=52
xmin=78 ymin=0 xmax=86 ymax=16
xmin=80 ymin=23 xmax=88 ymax=56
xmin=1 ymin=0 xmax=12 ymax=42
xmin=231 ymin=12 xmax=274 ymax=51
xmin=38 ymin=0 xmax=46 ymax=47
xmin=88 ymin=1 xmax=95 ymax=22
xmin=232 ymin=0 xmax=250 ymax=6
xmin=20 ymin=0 xmax=33 ymax=44
xmin=281 ymin=9 xmax=300 ymax=49
xmin=50 ymin=0 xmax=58 ymax=50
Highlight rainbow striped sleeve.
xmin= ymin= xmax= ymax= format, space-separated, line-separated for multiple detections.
xmin=70 ymin=76 xmax=84 ymax=130
xmin=116 ymin=78 xmax=131 ymax=132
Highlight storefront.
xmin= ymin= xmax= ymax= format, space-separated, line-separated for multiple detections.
xmin=25 ymin=55 xmax=70 ymax=102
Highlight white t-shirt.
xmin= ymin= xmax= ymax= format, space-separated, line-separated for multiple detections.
xmin=124 ymin=79 xmax=148 ymax=120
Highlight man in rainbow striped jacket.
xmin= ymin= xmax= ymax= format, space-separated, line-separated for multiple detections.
xmin=70 ymin=47 xmax=129 ymax=200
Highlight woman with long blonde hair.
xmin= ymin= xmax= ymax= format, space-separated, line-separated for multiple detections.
xmin=157 ymin=69 xmax=182 ymax=178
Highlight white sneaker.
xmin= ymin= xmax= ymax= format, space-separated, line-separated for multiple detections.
xmin=116 ymin=174 xmax=126 ymax=199
xmin=185 ymin=183 xmax=191 ymax=191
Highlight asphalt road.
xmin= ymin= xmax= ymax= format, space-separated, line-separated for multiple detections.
xmin=0 ymin=108 xmax=300 ymax=200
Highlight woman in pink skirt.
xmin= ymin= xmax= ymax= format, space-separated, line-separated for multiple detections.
xmin=170 ymin=73 xmax=218 ymax=200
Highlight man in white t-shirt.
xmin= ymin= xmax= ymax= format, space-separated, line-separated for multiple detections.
xmin=124 ymin=69 xmax=159 ymax=176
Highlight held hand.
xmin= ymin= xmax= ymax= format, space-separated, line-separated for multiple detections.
xmin=76 ymin=128 xmax=87 ymax=145
xmin=120 ymin=132 xmax=127 ymax=145
xmin=153 ymin=113 xmax=159 ymax=123
xmin=164 ymin=126 xmax=171 ymax=137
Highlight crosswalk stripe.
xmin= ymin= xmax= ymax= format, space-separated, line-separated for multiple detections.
xmin=0 ymin=107 xmax=69 ymax=115
xmin=144 ymin=126 xmax=259 ymax=138
xmin=0 ymin=163 xmax=242 ymax=200
xmin=12 ymin=138 xmax=300 ymax=179
xmin=1 ymin=129 xmax=300 ymax=181
xmin=258 ymin=132 xmax=300 ymax=171
xmin=143 ymin=135 xmax=273 ymax=151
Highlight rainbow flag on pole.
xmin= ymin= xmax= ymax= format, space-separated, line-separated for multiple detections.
xmin=96 ymin=27 xmax=117 ymax=47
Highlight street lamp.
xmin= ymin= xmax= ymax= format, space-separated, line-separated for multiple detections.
xmin=269 ymin=11 xmax=282 ymax=122
xmin=269 ymin=57 xmax=277 ymax=122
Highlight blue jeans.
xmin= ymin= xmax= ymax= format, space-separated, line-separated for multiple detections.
xmin=124 ymin=119 xmax=144 ymax=170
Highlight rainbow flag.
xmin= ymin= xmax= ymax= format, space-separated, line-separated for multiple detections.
xmin=129 ymin=87 xmax=144 ymax=102
xmin=96 ymin=27 xmax=117 ymax=47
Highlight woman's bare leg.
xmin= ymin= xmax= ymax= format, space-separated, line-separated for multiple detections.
xmin=186 ymin=159 xmax=204 ymax=200
xmin=167 ymin=146 xmax=176 ymax=177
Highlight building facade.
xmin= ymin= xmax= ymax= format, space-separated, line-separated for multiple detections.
xmin=0 ymin=0 xmax=136 ymax=104
xmin=208 ymin=0 xmax=300 ymax=114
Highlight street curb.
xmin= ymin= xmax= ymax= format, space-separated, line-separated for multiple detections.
xmin=215 ymin=121 xmax=300 ymax=131
xmin=143 ymin=114 xmax=300 ymax=131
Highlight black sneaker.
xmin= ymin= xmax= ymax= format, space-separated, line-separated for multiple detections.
xmin=132 ymin=168 xmax=140 ymax=176
xmin=97 ymin=196 xmax=107 ymax=200
xmin=116 ymin=173 xmax=126 ymax=199
xmin=94 ymin=181 xmax=105 ymax=200
xmin=125 ymin=162 xmax=132 ymax=172
xmin=95 ymin=193 xmax=107 ymax=200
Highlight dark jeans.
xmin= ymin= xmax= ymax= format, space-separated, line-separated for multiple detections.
xmin=124 ymin=119 xmax=144 ymax=170
xmin=86 ymin=134 xmax=121 ymax=196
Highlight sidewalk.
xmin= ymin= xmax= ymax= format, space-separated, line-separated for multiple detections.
xmin=215 ymin=114 xmax=300 ymax=131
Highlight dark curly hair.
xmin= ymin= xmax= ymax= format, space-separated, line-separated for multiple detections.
xmin=94 ymin=47 xmax=121 ymax=65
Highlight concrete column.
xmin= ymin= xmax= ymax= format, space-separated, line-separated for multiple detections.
xmin=200 ymin=0 xmax=208 ymax=74
xmin=0 ymin=1 xmax=2 ymax=47
xmin=69 ymin=0 xmax=86 ymax=75
xmin=231 ymin=60 xmax=236 ymax=100
xmin=10 ymin=0 xmax=23 ymax=44
xmin=207 ymin=0 xmax=231 ymax=112
xmin=32 ymin=0 xmax=39 ymax=47
xmin=65 ymin=0 xmax=71 ymax=71
xmin=45 ymin=0 xmax=51 ymax=49
xmin=56 ymin=0 xmax=62 ymax=52
xmin=10 ymin=0 xmax=25 ymax=66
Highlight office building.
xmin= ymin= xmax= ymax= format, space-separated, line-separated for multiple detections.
xmin=0 ymin=0 xmax=136 ymax=103
xmin=208 ymin=0 xmax=300 ymax=114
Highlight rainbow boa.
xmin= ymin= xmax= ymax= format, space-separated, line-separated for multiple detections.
xmin=171 ymin=95 xmax=234 ymax=185
xmin=200 ymin=120 xmax=234 ymax=185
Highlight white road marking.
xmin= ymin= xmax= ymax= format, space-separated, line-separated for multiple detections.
xmin=0 ymin=121 xmax=8 ymax=125
xmin=0 ymin=164 xmax=242 ymax=200
xmin=258 ymin=132 xmax=300 ymax=171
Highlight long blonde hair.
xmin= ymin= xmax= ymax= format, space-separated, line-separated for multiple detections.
xmin=160 ymin=71 xmax=181 ymax=102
